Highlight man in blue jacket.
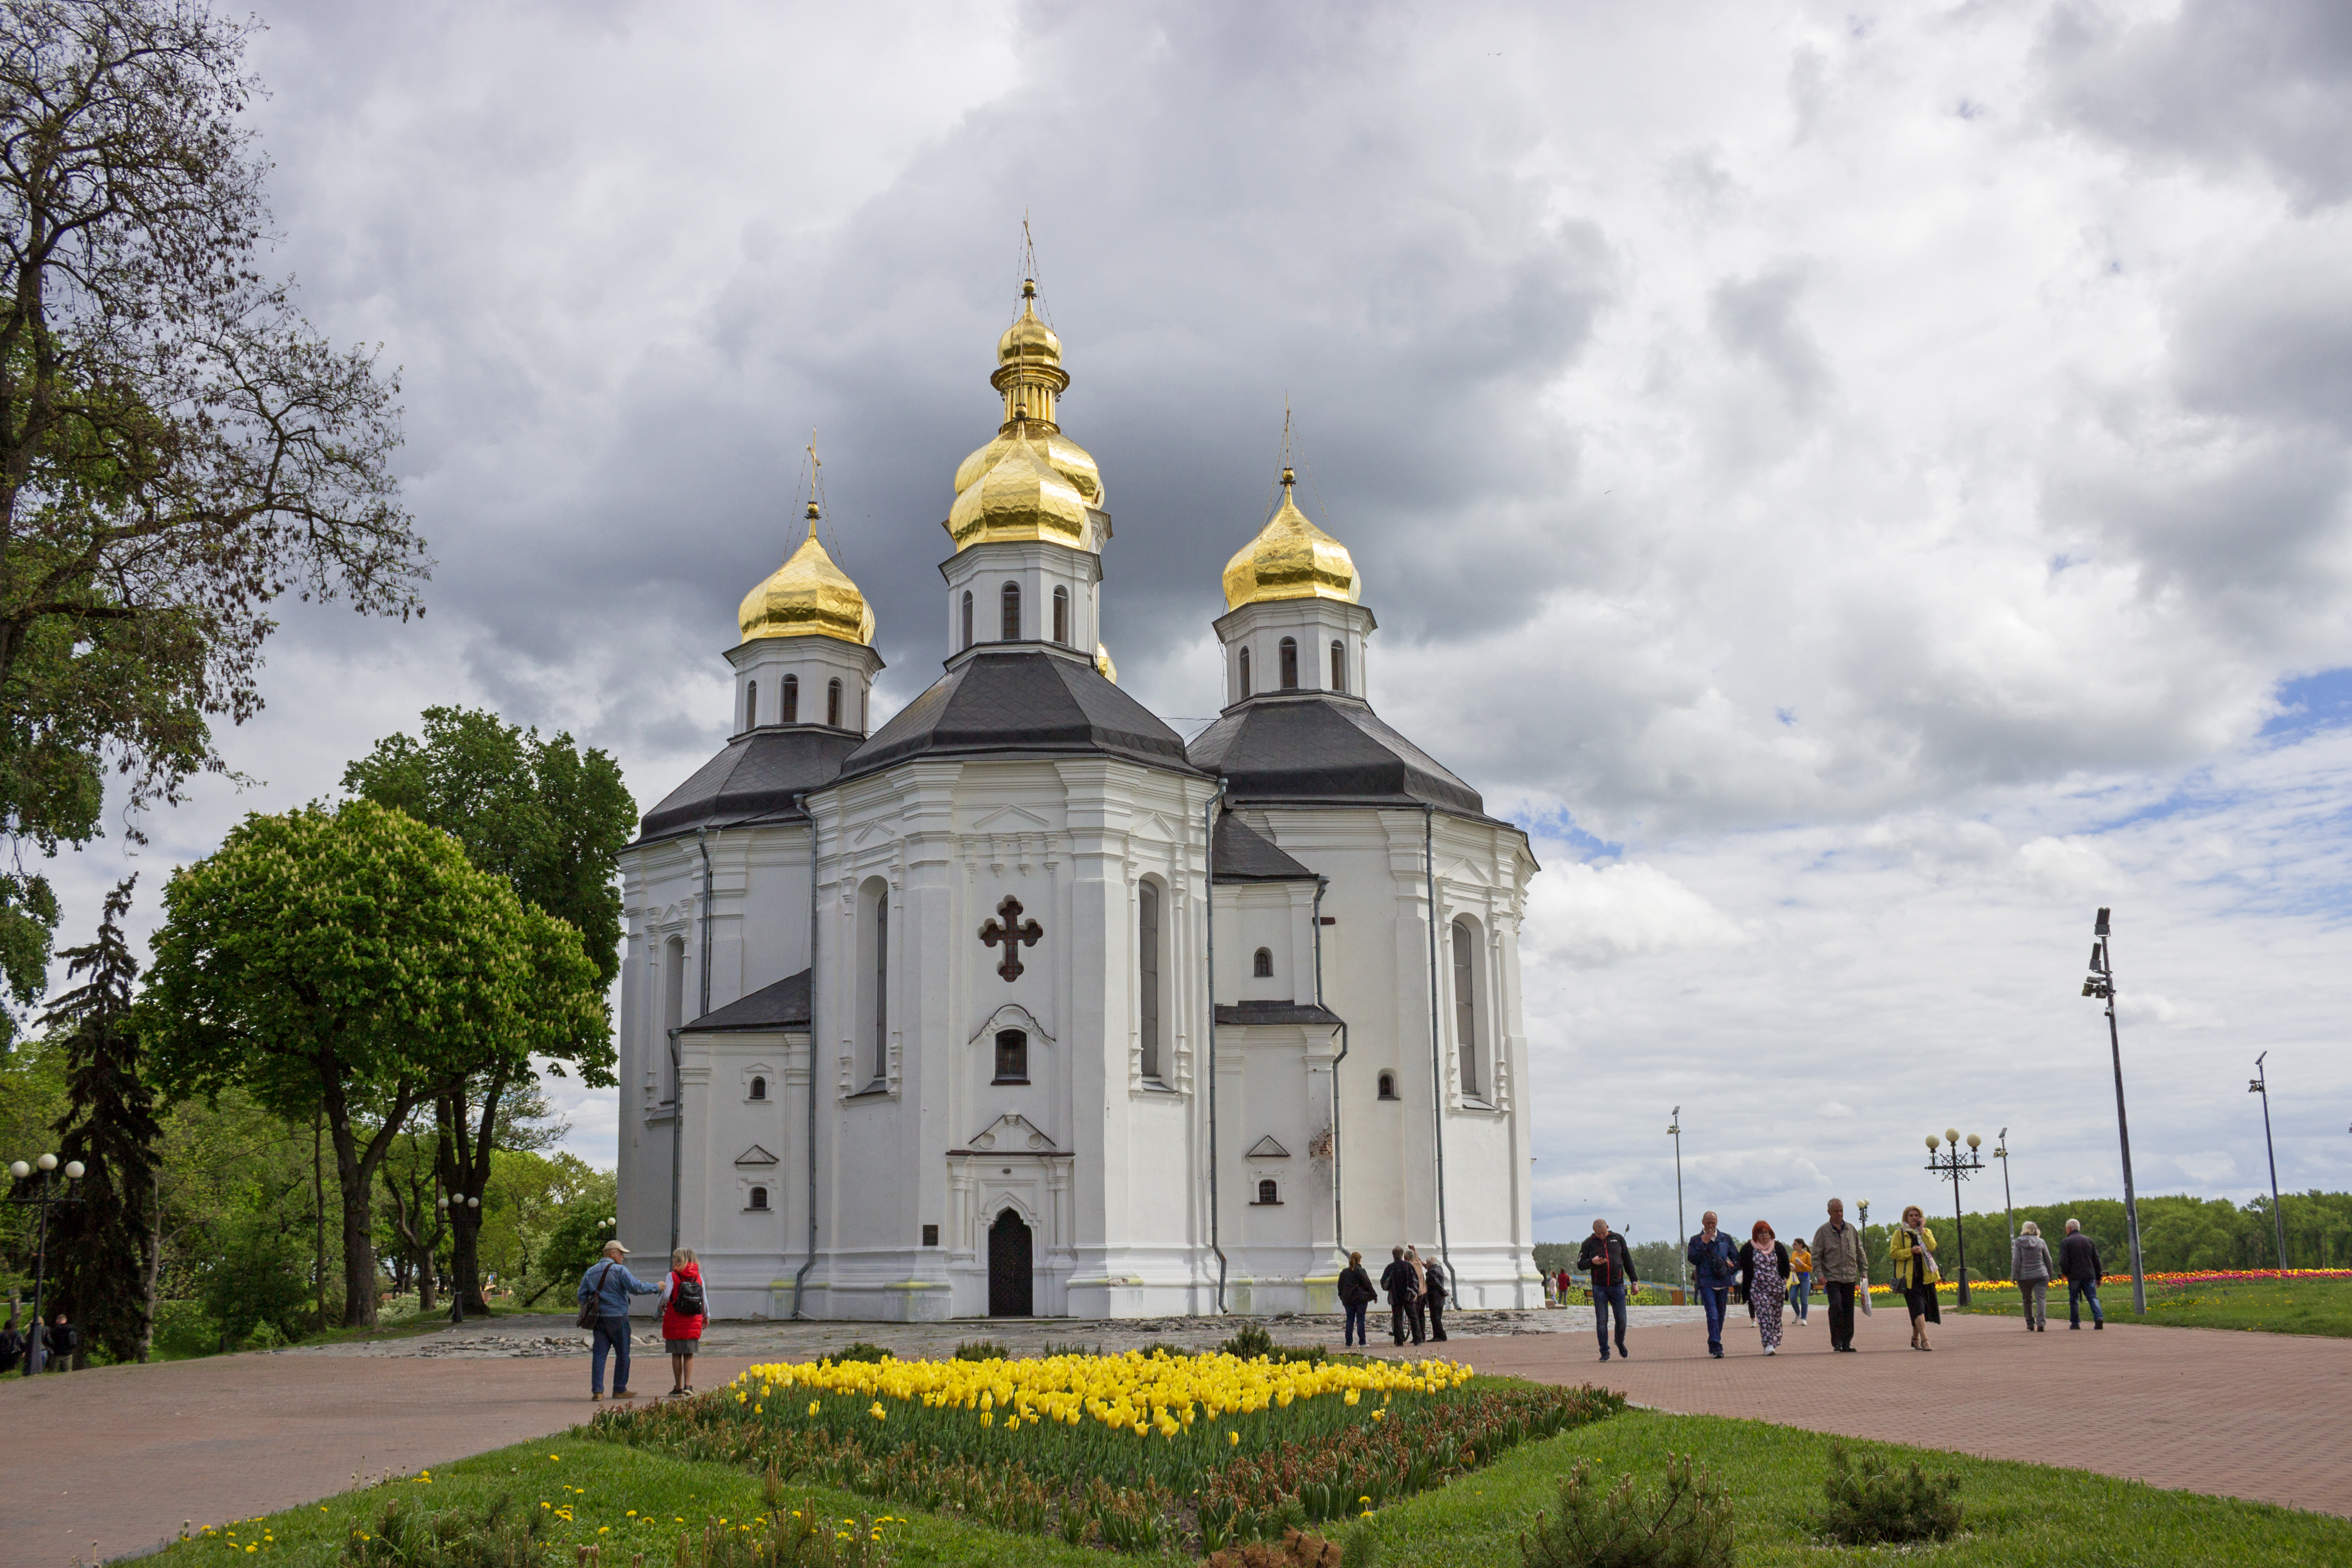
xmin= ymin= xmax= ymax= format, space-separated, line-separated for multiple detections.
xmin=1687 ymin=1211 xmax=1738 ymax=1359
xmin=578 ymin=1240 xmax=661 ymax=1400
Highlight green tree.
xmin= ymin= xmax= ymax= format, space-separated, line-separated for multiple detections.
xmin=41 ymin=876 xmax=160 ymax=1361
xmin=0 ymin=1 xmax=428 ymax=1040
xmin=343 ymin=706 xmax=630 ymax=1310
xmin=141 ymin=800 xmax=604 ymax=1326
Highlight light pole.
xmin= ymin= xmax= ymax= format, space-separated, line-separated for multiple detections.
xmin=5 ymin=1153 xmax=85 ymax=1375
xmin=1994 ymin=1129 xmax=2016 ymax=1262
xmin=1925 ymin=1131 xmax=1984 ymax=1306
xmin=2080 ymin=906 xmax=2147 ymax=1314
xmin=1667 ymin=1106 xmax=1687 ymax=1297
xmin=2250 ymin=1054 xmax=2287 ymax=1277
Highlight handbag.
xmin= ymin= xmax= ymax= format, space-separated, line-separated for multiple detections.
xmin=577 ymin=1260 xmax=614 ymax=1330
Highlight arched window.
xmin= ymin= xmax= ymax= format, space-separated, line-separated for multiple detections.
xmin=1377 ymin=1070 xmax=1398 ymax=1101
xmin=994 ymin=1029 xmax=1029 ymax=1083
xmin=1000 ymin=581 xmax=1021 ymax=641
xmin=749 ymin=1186 xmax=769 ymax=1210
xmin=1052 ymin=585 xmax=1068 ymax=644
xmin=749 ymin=1075 xmax=766 ymax=1102
xmin=1256 ymin=1178 xmax=1279 ymax=1205
xmin=1138 ymin=882 xmax=1162 ymax=1081
xmin=1279 ymin=636 xmax=1298 ymax=690
xmin=1453 ymin=917 xmax=1482 ymax=1099
xmin=662 ymin=936 xmax=686 ymax=1107
xmin=781 ymin=674 xmax=799 ymax=724
xmin=1331 ymin=641 xmax=1346 ymax=693
xmin=1252 ymin=946 xmax=1273 ymax=979
xmin=1239 ymin=646 xmax=1251 ymax=697
xmin=745 ymin=681 xmax=758 ymax=730
xmin=858 ymin=877 xmax=890 ymax=1088
xmin=827 ymin=678 xmax=843 ymax=727
xmin=962 ymin=589 xmax=975 ymax=651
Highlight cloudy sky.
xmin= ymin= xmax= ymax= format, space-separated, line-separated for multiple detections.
xmin=44 ymin=0 xmax=2352 ymax=1247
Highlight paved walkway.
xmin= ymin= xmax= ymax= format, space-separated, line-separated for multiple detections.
xmin=6 ymin=1303 xmax=2345 ymax=1566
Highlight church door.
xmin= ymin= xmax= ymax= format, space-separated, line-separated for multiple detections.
xmin=987 ymin=1208 xmax=1034 ymax=1317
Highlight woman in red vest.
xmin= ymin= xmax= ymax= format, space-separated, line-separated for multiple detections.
xmin=659 ymin=1246 xmax=707 ymax=1397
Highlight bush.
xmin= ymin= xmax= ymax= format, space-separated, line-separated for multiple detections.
xmin=1218 ymin=1322 xmax=1328 ymax=1366
xmin=1520 ymin=1455 xmax=1734 ymax=1568
xmin=1817 ymin=1441 xmax=1961 ymax=1545
xmin=828 ymin=1342 xmax=892 ymax=1364
xmin=199 ymin=1211 xmax=321 ymax=1349
xmin=951 ymin=1340 xmax=1005 ymax=1362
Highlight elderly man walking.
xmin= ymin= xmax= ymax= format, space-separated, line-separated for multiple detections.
xmin=1578 ymin=1217 xmax=1637 ymax=1362
xmin=1686 ymin=1212 xmax=1738 ymax=1359
xmin=1811 ymin=1197 xmax=1870 ymax=1353
xmin=578 ymin=1240 xmax=661 ymax=1400
xmin=2059 ymin=1219 xmax=2106 ymax=1330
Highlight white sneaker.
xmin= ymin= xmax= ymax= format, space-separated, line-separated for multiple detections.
xmin=1765 ymin=1346 xmax=1777 ymax=1355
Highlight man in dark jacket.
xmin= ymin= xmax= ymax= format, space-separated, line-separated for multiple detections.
xmin=0 ymin=1318 xmax=23 ymax=1375
xmin=1379 ymin=1246 xmax=1421 ymax=1346
xmin=44 ymin=1313 xmax=78 ymax=1372
xmin=2059 ymin=1219 xmax=2105 ymax=1329
xmin=1335 ymin=1252 xmax=1377 ymax=1348
xmin=1578 ymin=1217 xmax=1637 ymax=1362
xmin=1422 ymin=1256 xmax=1449 ymax=1342
xmin=1687 ymin=1212 xmax=1738 ymax=1359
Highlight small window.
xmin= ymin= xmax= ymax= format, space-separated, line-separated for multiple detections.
xmin=1279 ymin=637 xmax=1298 ymax=690
xmin=962 ymin=589 xmax=974 ymax=651
xmin=749 ymin=1076 xmax=766 ymax=1101
xmin=1052 ymin=585 xmax=1068 ymax=644
xmin=1138 ymin=882 xmax=1162 ymax=1081
xmin=994 ymin=1029 xmax=1029 ymax=1083
xmin=781 ymin=674 xmax=799 ymax=723
xmin=922 ymin=1224 xmax=940 ymax=1247
xmin=1377 ymin=1071 xmax=1398 ymax=1101
xmin=1255 ymin=1178 xmax=1280 ymax=1205
xmin=1000 ymin=581 xmax=1021 ymax=641
xmin=1239 ymin=646 xmax=1251 ymax=697
xmin=745 ymin=681 xmax=758 ymax=730
xmin=1331 ymin=641 xmax=1346 ymax=692
xmin=749 ymin=1186 xmax=769 ymax=1210
xmin=1252 ymin=946 xmax=1273 ymax=978
xmin=827 ymin=677 xmax=843 ymax=727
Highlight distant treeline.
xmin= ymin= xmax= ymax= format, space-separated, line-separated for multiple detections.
xmin=1536 ymin=1191 xmax=2352 ymax=1286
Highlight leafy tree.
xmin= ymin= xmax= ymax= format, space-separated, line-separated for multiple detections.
xmin=0 ymin=0 xmax=427 ymax=1040
xmin=344 ymin=706 xmax=629 ymax=1310
xmin=41 ymin=875 xmax=160 ymax=1361
xmin=141 ymin=800 xmax=604 ymax=1326
xmin=519 ymin=1160 xmax=617 ymax=1309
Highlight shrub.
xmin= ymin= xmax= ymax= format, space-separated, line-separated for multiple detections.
xmin=1519 ymin=1455 xmax=1734 ymax=1568
xmin=827 ymin=1343 xmax=892 ymax=1364
xmin=951 ymin=1341 xmax=1005 ymax=1362
xmin=1218 ymin=1323 xmax=1328 ymax=1366
xmin=1206 ymin=1525 xmax=1355 ymax=1568
xmin=1817 ymin=1441 xmax=1961 ymax=1545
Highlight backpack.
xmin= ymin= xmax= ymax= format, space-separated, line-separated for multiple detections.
xmin=672 ymin=1271 xmax=706 ymax=1317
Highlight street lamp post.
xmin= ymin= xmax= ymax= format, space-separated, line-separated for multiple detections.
xmin=1994 ymin=1129 xmax=2015 ymax=1259
xmin=1667 ymin=1106 xmax=1686 ymax=1298
xmin=2250 ymin=1054 xmax=2287 ymax=1277
xmin=2080 ymin=906 xmax=2148 ymax=1314
xmin=1925 ymin=1131 xmax=1984 ymax=1307
xmin=5 ymin=1153 xmax=85 ymax=1375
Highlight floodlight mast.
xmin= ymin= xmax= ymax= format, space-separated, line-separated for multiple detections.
xmin=2250 ymin=1054 xmax=2286 ymax=1277
xmin=2081 ymin=907 xmax=2147 ymax=1315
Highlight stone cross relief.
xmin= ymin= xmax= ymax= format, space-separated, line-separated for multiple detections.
xmin=977 ymin=894 xmax=1043 ymax=983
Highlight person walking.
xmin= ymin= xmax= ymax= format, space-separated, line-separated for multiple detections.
xmin=2059 ymin=1218 xmax=2105 ymax=1330
xmin=1555 ymin=1265 xmax=1573 ymax=1305
xmin=1787 ymin=1236 xmax=1814 ymax=1325
xmin=1890 ymin=1206 xmax=1941 ymax=1351
xmin=1337 ymin=1251 xmax=1376 ymax=1348
xmin=1380 ymin=1246 xmax=1422 ymax=1346
xmin=1422 ymin=1254 xmax=1450 ymax=1341
xmin=1686 ymin=1211 xmax=1738 ymax=1359
xmin=0 ymin=1317 xmax=22 ymax=1375
xmin=2012 ymin=1221 xmax=2055 ymax=1332
xmin=577 ymin=1239 xmax=660 ymax=1401
xmin=1810 ymin=1198 xmax=1868 ymax=1352
xmin=45 ymin=1312 xmax=77 ymax=1372
xmin=659 ymin=1247 xmax=708 ymax=1397
xmin=1735 ymin=1221 xmax=1792 ymax=1356
xmin=1578 ymin=1217 xmax=1637 ymax=1362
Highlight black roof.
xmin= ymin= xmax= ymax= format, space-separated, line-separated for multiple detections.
xmin=637 ymin=729 xmax=866 ymax=845
xmin=1187 ymin=696 xmax=1486 ymax=816
xmin=683 ymin=969 xmax=811 ymax=1033
xmin=1213 ymin=813 xmax=1317 ymax=882
xmin=1215 ymin=1000 xmax=1344 ymax=1027
xmin=839 ymin=649 xmax=1201 ymax=782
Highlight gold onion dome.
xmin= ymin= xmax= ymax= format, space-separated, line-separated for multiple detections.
xmin=1094 ymin=642 xmax=1118 ymax=683
xmin=946 ymin=279 xmax=1105 ymax=550
xmin=1221 ymin=468 xmax=1360 ymax=611
xmin=738 ymin=503 xmax=875 ymax=645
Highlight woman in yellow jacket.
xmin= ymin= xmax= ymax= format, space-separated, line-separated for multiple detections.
xmin=1889 ymin=1206 xmax=1940 ymax=1351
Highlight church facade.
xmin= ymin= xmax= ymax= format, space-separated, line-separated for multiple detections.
xmin=614 ymin=284 xmax=1541 ymax=1320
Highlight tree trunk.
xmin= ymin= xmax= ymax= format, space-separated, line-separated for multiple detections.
xmin=139 ymin=1167 xmax=161 ymax=1363
xmin=313 ymin=1105 xmax=328 ymax=1333
xmin=322 ymin=1061 xmax=421 ymax=1329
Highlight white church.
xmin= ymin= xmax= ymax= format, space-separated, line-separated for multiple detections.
xmin=614 ymin=282 xmax=1541 ymax=1320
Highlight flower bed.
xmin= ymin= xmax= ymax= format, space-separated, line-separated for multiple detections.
xmin=589 ymin=1349 xmax=1622 ymax=1554
xmin=1866 ymin=1268 xmax=2352 ymax=1297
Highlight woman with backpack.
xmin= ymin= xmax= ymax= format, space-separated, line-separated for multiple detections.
xmin=660 ymin=1247 xmax=708 ymax=1396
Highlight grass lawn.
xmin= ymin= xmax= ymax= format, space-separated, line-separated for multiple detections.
xmin=1948 ymin=1277 xmax=2352 ymax=1338
xmin=148 ymin=1402 xmax=2352 ymax=1567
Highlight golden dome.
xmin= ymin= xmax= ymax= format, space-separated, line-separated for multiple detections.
xmin=945 ymin=279 xmax=1109 ymax=553
xmin=945 ymin=433 xmax=1092 ymax=551
xmin=997 ymin=279 xmax=1062 ymax=368
xmin=738 ymin=503 xmax=875 ymax=645
xmin=953 ymin=425 xmax=1102 ymax=508
xmin=1221 ymin=469 xmax=1360 ymax=611
xmin=1094 ymin=642 xmax=1117 ymax=683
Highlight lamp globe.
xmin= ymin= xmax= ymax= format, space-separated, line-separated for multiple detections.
xmin=64 ymin=1160 xmax=84 ymax=1179
xmin=1965 ymin=1134 xmax=1981 ymax=1151
xmin=1926 ymin=1134 xmax=1940 ymax=1151
xmin=8 ymin=1160 xmax=27 ymax=1179
xmin=36 ymin=1152 xmax=57 ymax=1171
xmin=1944 ymin=1127 xmax=1960 ymax=1146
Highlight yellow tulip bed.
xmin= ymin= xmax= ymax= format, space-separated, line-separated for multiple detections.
xmin=591 ymin=1348 xmax=1623 ymax=1554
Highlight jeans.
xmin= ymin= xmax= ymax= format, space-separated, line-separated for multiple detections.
xmin=1825 ymin=1281 xmax=1857 ymax=1348
xmin=1426 ymin=1298 xmax=1447 ymax=1341
xmin=1343 ymin=1302 xmax=1368 ymax=1346
xmin=2068 ymin=1279 xmax=2104 ymax=1325
xmin=2022 ymin=1279 xmax=2048 ymax=1328
xmin=1789 ymin=1274 xmax=1811 ymax=1321
xmin=592 ymin=1314 xmax=632 ymax=1394
xmin=1697 ymin=1284 xmax=1730 ymax=1351
xmin=1592 ymin=1282 xmax=1628 ymax=1355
